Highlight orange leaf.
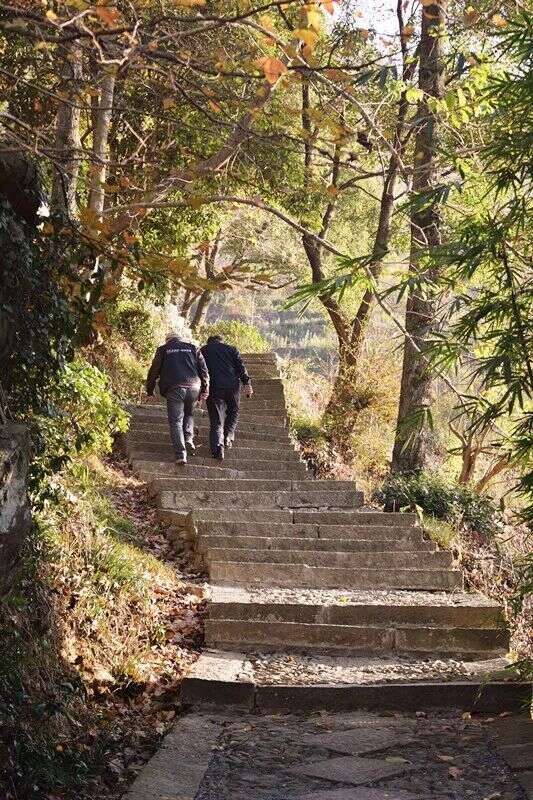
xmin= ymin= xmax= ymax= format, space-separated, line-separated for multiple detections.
xmin=256 ymin=57 xmax=287 ymax=85
xmin=321 ymin=0 xmax=335 ymax=13
xmin=96 ymin=6 xmax=121 ymax=26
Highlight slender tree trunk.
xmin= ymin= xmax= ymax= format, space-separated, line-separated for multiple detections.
xmin=392 ymin=0 xmax=447 ymax=473
xmin=51 ymin=44 xmax=83 ymax=219
xmin=181 ymin=289 xmax=197 ymax=320
xmin=88 ymin=66 xmax=116 ymax=215
xmin=190 ymin=290 xmax=212 ymax=331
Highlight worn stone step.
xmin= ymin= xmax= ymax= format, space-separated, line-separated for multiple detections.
xmin=129 ymin=449 xmax=303 ymax=468
xmin=197 ymin=534 xmax=435 ymax=553
xmin=158 ymin=489 xmax=363 ymax=511
xmin=159 ymin=508 xmax=295 ymax=525
xmin=131 ymin=452 xmax=309 ymax=473
xmin=208 ymin=586 xmax=506 ymax=628
xmin=130 ymin=422 xmax=291 ymax=443
xmin=195 ymin=521 xmax=422 ymax=541
xmin=131 ymin=410 xmax=288 ymax=433
xmin=150 ymin=478 xmax=356 ymax=494
xmin=293 ymin=512 xmax=417 ymax=527
xmin=204 ymin=548 xmax=453 ymax=569
xmin=132 ymin=404 xmax=289 ymax=421
xmin=182 ymin=650 xmax=527 ymax=712
xmin=132 ymin=460 xmax=308 ymax=481
xmin=210 ymin=561 xmax=463 ymax=590
xmin=240 ymin=352 xmax=278 ymax=363
xmin=126 ymin=436 xmax=297 ymax=456
xmin=205 ymin=619 xmax=509 ymax=658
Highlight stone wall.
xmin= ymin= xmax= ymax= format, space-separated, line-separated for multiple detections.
xmin=0 ymin=424 xmax=32 ymax=594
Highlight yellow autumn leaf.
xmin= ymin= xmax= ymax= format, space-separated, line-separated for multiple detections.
xmin=163 ymin=96 xmax=176 ymax=109
xmin=293 ymin=28 xmax=318 ymax=47
xmin=259 ymin=14 xmax=275 ymax=31
xmin=306 ymin=8 xmax=322 ymax=31
xmin=491 ymin=13 xmax=507 ymax=27
xmin=46 ymin=9 xmax=59 ymax=21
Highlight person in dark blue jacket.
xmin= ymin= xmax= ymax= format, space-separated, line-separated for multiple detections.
xmin=146 ymin=330 xmax=209 ymax=465
xmin=200 ymin=335 xmax=253 ymax=459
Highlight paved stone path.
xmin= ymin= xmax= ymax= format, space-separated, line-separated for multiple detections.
xmin=125 ymin=709 xmax=532 ymax=800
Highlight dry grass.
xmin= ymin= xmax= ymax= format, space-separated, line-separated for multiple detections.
xmin=0 ymin=454 xmax=206 ymax=799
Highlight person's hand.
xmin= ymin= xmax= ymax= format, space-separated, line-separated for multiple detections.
xmin=199 ymin=392 xmax=209 ymax=403
xmin=245 ymin=385 xmax=253 ymax=399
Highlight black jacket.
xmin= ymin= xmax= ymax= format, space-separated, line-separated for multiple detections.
xmin=200 ymin=338 xmax=251 ymax=392
xmin=146 ymin=338 xmax=209 ymax=396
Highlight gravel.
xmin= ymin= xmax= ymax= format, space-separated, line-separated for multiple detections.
xmin=238 ymin=588 xmax=497 ymax=607
xmin=245 ymin=653 xmax=509 ymax=686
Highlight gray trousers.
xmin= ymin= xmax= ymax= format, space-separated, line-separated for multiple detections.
xmin=166 ymin=386 xmax=199 ymax=458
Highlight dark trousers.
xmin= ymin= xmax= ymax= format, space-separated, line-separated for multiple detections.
xmin=206 ymin=388 xmax=240 ymax=455
xmin=166 ymin=386 xmax=199 ymax=458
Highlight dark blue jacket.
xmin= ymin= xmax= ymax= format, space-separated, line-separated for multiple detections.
xmin=146 ymin=338 xmax=209 ymax=396
xmin=200 ymin=337 xmax=250 ymax=392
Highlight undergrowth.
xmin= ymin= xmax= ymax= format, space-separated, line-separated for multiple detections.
xmin=0 ymin=456 xmax=206 ymax=799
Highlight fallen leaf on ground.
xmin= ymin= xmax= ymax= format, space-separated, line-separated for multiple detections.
xmin=449 ymin=766 xmax=462 ymax=779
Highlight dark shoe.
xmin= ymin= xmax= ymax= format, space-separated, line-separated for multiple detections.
xmin=214 ymin=446 xmax=224 ymax=461
xmin=175 ymin=455 xmax=187 ymax=465
xmin=185 ymin=439 xmax=196 ymax=453
xmin=224 ymin=437 xmax=233 ymax=449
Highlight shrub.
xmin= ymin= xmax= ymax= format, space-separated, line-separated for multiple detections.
xmin=199 ymin=320 xmax=269 ymax=352
xmin=108 ymin=300 xmax=156 ymax=362
xmin=30 ymin=359 xmax=129 ymax=500
xmin=374 ymin=471 xmax=501 ymax=540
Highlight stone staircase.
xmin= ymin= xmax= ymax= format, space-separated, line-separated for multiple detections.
xmin=125 ymin=352 xmax=511 ymax=705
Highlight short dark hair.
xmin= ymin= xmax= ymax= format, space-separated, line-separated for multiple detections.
xmin=207 ymin=335 xmax=223 ymax=343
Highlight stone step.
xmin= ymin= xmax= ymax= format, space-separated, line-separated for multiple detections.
xmin=150 ymin=478 xmax=356 ymax=494
xmin=132 ymin=460 xmax=308 ymax=481
xmin=133 ymin=403 xmax=289 ymax=420
xmin=204 ymin=548 xmax=453 ymax=569
xmin=131 ymin=408 xmax=288 ymax=431
xmin=182 ymin=650 xmax=527 ymax=711
xmin=130 ymin=422 xmax=291 ymax=443
xmin=129 ymin=449 xmax=303 ymax=468
xmin=126 ymin=436 xmax=297 ymax=456
xmin=195 ymin=521 xmax=422 ymax=540
xmin=292 ymin=511 xmax=417 ymax=526
xmin=205 ymin=620 xmax=509 ymax=659
xmin=159 ymin=508 xmax=295 ymax=525
xmin=210 ymin=561 xmax=463 ymax=590
xmin=197 ymin=534 xmax=435 ymax=553
xmin=158 ymin=489 xmax=363 ymax=511
xmin=240 ymin=352 xmax=278 ymax=363
xmin=132 ymin=452 xmax=309 ymax=473
xmin=208 ymin=586 xmax=506 ymax=628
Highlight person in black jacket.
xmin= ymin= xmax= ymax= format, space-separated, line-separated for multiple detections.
xmin=146 ymin=330 xmax=209 ymax=465
xmin=200 ymin=335 xmax=253 ymax=459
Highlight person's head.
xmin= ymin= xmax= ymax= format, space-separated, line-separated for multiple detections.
xmin=207 ymin=335 xmax=223 ymax=344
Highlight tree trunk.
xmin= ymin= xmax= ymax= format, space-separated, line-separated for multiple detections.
xmin=88 ymin=66 xmax=116 ymax=216
xmin=51 ymin=44 xmax=83 ymax=220
xmin=190 ymin=290 xmax=212 ymax=331
xmin=391 ymin=0 xmax=447 ymax=474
